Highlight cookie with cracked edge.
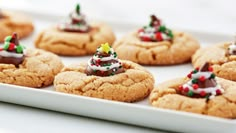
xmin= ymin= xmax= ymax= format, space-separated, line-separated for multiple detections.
xmin=149 ymin=63 xmax=236 ymax=119
xmin=192 ymin=41 xmax=236 ymax=81
xmin=0 ymin=11 xmax=34 ymax=42
xmin=113 ymin=15 xmax=200 ymax=65
xmin=54 ymin=44 xmax=154 ymax=102
xmin=0 ymin=49 xmax=64 ymax=88
xmin=34 ymin=4 xmax=115 ymax=56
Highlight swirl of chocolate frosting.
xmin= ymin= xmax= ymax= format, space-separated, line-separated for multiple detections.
xmin=86 ymin=43 xmax=124 ymax=77
xmin=0 ymin=33 xmax=26 ymax=66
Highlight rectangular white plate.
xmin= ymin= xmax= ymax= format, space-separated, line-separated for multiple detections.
xmin=0 ymin=9 xmax=235 ymax=133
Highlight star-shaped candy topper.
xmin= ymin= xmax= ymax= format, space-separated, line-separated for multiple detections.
xmin=101 ymin=43 xmax=110 ymax=54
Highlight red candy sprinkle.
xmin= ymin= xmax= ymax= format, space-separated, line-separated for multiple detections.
xmin=179 ymin=85 xmax=183 ymax=91
xmin=200 ymin=91 xmax=206 ymax=97
xmin=155 ymin=32 xmax=163 ymax=41
xmin=184 ymin=87 xmax=189 ymax=92
xmin=143 ymin=36 xmax=152 ymax=41
xmin=208 ymin=66 xmax=213 ymax=72
xmin=195 ymin=67 xmax=199 ymax=71
xmin=192 ymin=84 xmax=199 ymax=90
xmin=216 ymin=89 xmax=221 ymax=95
xmin=97 ymin=59 xmax=101 ymax=64
xmin=187 ymin=73 xmax=192 ymax=78
xmin=199 ymin=76 xmax=206 ymax=81
xmin=8 ymin=43 xmax=15 ymax=51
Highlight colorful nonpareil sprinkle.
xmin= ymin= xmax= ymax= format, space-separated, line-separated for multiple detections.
xmin=179 ymin=62 xmax=224 ymax=99
xmin=86 ymin=43 xmax=124 ymax=77
xmin=58 ymin=3 xmax=90 ymax=32
xmin=138 ymin=15 xmax=173 ymax=42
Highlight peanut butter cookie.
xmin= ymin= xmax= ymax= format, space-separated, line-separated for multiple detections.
xmin=150 ymin=63 xmax=236 ymax=119
xmin=0 ymin=33 xmax=63 ymax=87
xmin=0 ymin=10 xmax=34 ymax=42
xmin=113 ymin=15 xmax=200 ymax=65
xmin=54 ymin=43 xmax=154 ymax=102
xmin=35 ymin=4 xmax=115 ymax=56
xmin=192 ymin=39 xmax=236 ymax=81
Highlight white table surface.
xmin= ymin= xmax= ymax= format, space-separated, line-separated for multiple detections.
xmin=0 ymin=0 xmax=235 ymax=133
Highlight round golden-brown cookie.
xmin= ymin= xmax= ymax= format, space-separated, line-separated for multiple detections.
xmin=35 ymin=23 xmax=115 ymax=56
xmin=0 ymin=11 xmax=34 ymax=42
xmin=113 ymin=31 xmax=200 ymax=65
xmin=192 ymin=42 xmax=236 ymax=81
xmin=0 ymin=49 xmax=63 ymax=88
xmin=54 ymin=60 xmax=154 ymax=102
xmin=149 ymin=77 xmax=236 ymax=119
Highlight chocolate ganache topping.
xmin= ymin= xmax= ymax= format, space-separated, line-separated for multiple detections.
xmin=138 ymin=15 xmax=173 ymax=42
xmin=58 ymin=4 xmax=90 ymax=32
xmin=0 ymin=33 xmax=26 ymax=66
xmin=86 ymin=43 xmax=124 ymax=77
xmin=179 ymin=62 xmax=224 ymax=99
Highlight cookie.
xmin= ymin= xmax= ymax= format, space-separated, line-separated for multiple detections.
xmin=113 ymin=15 xmax=200 ymax=65
xmin=150 ymin=62 xmax=236 ymax=119
xmin=192 ymin=41 xmax=236 ymax=81
xmin=54 ymin=43 xmax=154 ymax=102
xmin=0 ymin=33 xmax=63 ymax=87
xmin=35 ymin=4 xmax=115 ymax=56
xmin=0 ymin=10 xmax=34 ymax=42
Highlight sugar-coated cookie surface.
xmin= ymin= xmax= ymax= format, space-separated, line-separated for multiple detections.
xmin=149 ymin=77 xmax=236 ymax=119
xmin=192 ymin=42 xmax=236 ymax=81
xmin=113 ymin=31 xmax=200 ymax=65
xmin=35 ymin=23 xmax=115 ymax=56
xmin=54 ymin=60 xmax=154 ymax=102
xmin=0 ymin=49 xmax=63 ymax=87
xmin=35 ymin=4 xmax=115 ymax=56
xmin=0 ymin=11 xmax=34 ymax=42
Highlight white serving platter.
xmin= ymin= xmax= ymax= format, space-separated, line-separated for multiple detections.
xmin=0 ymin=9 xmax=235 ymax=133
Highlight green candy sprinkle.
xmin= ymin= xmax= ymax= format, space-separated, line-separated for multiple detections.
xmin=168 ymin=30 xmax=174 ymax=38
xmin=159 ymin=25 xmax=166 ymax=32
xmin=3 ymin=42 xmax=10 ymax=50
xmin=210 ymin=74 xmax=215 ymax=79
xmin=16 ymin=45 xmax=24 ymax=53
xmin=106 ymin=67 xmax=109 ymax=70
xmin=193 ymin=70 xmax=198 ymax=73
xmin=4 ymin=36 xmax=12 ymax=42
xmin=113 ymin=52 xmax=117 ymax=58
xmin=192 ymin=79 xmax=198 ymax=84
xmin=187 ymin=90 xmax=194 ymax=97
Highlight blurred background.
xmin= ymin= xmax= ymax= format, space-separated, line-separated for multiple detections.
xmin=0 ymin=0 xmax=235 ymax=34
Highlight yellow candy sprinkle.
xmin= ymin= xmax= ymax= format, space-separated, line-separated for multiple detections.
xmin=101 ymin=43 xmax=110 ymax=53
